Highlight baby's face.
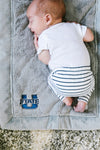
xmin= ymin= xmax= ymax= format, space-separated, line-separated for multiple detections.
xmin=27 ymin=2 xmax=47 ymax=36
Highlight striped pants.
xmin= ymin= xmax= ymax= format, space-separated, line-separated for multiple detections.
xmin=48 ymin=66 xmax=95 ymax=103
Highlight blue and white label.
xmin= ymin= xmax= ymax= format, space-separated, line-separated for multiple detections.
xmin=20 ymin=95 xmax=39 ymax=109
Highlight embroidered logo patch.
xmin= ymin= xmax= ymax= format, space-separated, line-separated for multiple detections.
xmin=20 ymin=95 xmax=39 ymax=109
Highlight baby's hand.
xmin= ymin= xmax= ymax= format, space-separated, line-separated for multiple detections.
xmin=34 ymin=34 xmax=39 ymax=50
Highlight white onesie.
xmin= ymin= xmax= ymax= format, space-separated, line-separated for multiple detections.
xmin=37 ymin=22 xmax=90 ymax=70
xmin=37 ymin=22 xmax=94 ymax=103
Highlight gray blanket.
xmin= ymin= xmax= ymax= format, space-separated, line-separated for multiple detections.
xmin=0 ymin=0 xmax=100 ymax=130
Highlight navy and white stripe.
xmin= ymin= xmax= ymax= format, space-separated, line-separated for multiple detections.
xmin=48 ymin=66 xmax=95 ymax=103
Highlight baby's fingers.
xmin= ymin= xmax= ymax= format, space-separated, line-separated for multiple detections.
xmin=34 ymin=34 xmax=39 ymax=50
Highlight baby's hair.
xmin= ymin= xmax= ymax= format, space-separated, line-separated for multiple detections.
xmin=35 ymin=0 xmax=66 ymax=20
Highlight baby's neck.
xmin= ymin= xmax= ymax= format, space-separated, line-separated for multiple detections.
xmin=50 ymin=18 xmax=62 ymax=27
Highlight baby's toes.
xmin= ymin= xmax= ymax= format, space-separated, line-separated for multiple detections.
xmin=74 ymin=106 xmax=84 ymax=112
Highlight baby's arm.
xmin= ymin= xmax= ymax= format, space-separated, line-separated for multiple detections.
xmin=68 ymin=22 xmax=94 ymax=42
xmin=34 ymin=35 xmax=50 ymax=65
xmin=38 ymin=50 xmax=50 ymax=65
xmin=83 ymin=28 xmax=94 ymax=42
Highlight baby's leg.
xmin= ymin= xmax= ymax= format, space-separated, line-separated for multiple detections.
xmin=63 ymin=97 xmax=73 ymax=106
xmin=48 ymin=72 xmax=73 ymax=106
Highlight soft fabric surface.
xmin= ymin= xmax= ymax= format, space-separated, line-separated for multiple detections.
xmin=0 ymin=0 xmax=100 ymax=130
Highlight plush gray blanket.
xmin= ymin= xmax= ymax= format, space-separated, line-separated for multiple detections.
xmin=0 ymin=0 xmax=100 ymax=130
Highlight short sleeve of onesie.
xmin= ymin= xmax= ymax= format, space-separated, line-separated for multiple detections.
xmin=37 ymin=34 xmax=48 ymax=55
xmin=73 ymin=23 xmax=87 ymax=38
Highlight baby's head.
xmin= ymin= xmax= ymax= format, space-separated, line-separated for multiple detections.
xmin=27 ymin=0 xmax=66 ymax=36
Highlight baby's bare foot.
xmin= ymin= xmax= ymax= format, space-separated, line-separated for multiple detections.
xmin=63 ymin=97 xmax=73 ymax=106
xmin=74 ymin=101 xmax=87 ymax=112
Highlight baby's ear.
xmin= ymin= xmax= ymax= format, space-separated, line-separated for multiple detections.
xmin=44 ymin=14 xmax=52 ymax=25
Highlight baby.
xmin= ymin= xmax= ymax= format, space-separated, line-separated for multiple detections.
xmin=27 ymin=0 xmax=95 ymax=112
